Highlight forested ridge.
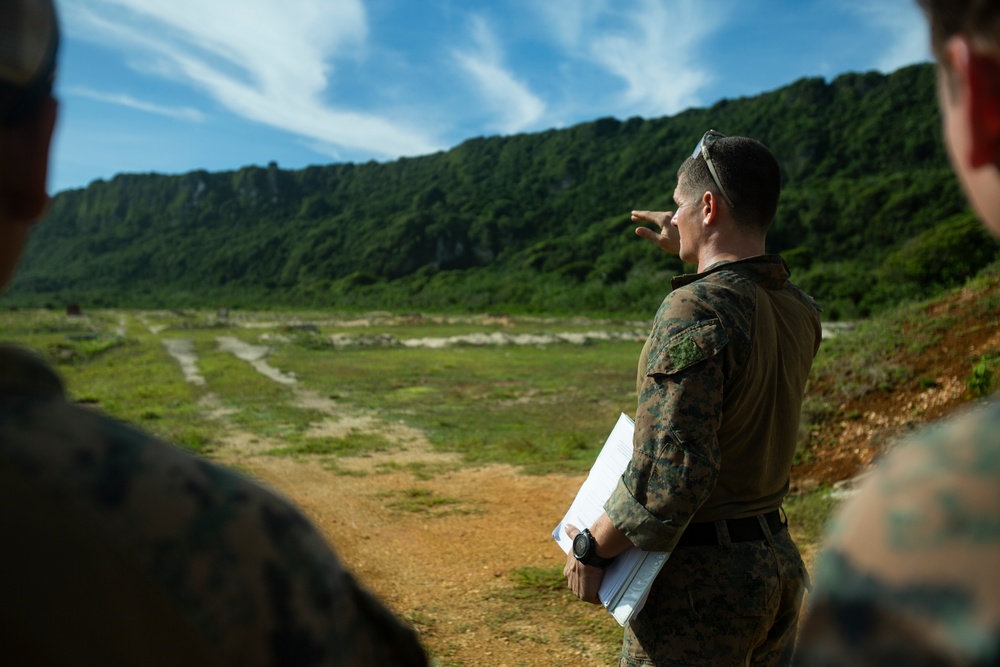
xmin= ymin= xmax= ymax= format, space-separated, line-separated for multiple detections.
xmin=7 ymin=63 xmax=995 ymax=318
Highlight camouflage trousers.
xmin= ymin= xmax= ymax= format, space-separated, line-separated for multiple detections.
xmin=621 ymin=516 xmax=807 ymax=667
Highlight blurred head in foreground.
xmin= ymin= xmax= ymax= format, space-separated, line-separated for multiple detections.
xmin=919 ymin=0 xmax=1000 ymax=236
xmin=0 ymin=0 xmax=59 ymax=289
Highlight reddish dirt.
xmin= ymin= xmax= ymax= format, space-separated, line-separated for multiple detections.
xmin=791 ymin=278 xmax=1000 ymax=491
xmin=217 ymin=275 xmax=1000 ymax=666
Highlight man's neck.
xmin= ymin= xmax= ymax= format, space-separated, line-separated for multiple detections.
xmin=696 ymin=238 xmax=766 ymax=273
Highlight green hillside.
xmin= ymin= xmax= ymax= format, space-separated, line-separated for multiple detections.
xmin=7 ymin=63 xmax=994 ymax=318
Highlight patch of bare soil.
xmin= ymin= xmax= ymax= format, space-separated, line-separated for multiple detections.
xmin=248 ymin=460 xmax=595 ymax=665
xmin=177 ymin=330 xmax=621 ymax=664
xmin=792 ymin=279 xmax=1000 ymax=490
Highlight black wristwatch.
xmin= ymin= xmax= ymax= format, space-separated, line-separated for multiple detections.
xmin=572 ymin=529 xmax=612 ymax=568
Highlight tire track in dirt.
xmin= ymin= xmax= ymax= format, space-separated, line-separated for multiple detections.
xmin=154 ymin=327 xmax=606 ymax=665
xmin=146 ymin=315 xmax=888 ymax=665
xmin=162 ymin=338 xmax=205 ymax=385
xmin=121 ymin=294 xmax=1000 ymax=665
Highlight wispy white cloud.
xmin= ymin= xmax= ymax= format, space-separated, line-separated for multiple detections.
xmin=534 ymin=0 xmax=610 ymax=50
xmin=844 ymin=0 xmax=930 ymax=72
xmin=50 ymin=0 xmax=939 ymax=193
xmin=534 ymin=0 xmax=725 ymax=118
xmin=453 ymin=16 xmax=546 ymax=134
xmin=60 ymin=0 xmax=442 ymax=158
xmin=68 ymin=86 xmax=206 ymax=122
xmin=592 ymin=0 xmax=720 ymax=115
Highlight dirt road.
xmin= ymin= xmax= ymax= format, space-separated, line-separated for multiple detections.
xmin=150 ymin=290 xmax=1000 ymax=665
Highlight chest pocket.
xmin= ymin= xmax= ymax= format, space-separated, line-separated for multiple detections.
xmin=646 ymin=318 xmax=729 ymax=377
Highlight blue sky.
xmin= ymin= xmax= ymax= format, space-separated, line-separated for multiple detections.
xmin=51 ymin=0 xmax=930 ymax=194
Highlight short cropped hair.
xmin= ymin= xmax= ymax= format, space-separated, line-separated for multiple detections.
xmin=677 ymin=135 xmax=782 ymax=234
xmin=917 ymin=0 xmax=1000 ymax=61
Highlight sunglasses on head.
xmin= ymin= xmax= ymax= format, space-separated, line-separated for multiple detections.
xmin=691 ymin=130 xmax=735 ymax=208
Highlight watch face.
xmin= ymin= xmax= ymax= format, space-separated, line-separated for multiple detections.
xmin=572 ymin=531 xmax=589 ymax=559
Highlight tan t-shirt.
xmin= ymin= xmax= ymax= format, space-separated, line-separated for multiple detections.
xmin=606 ymin=256 xmax=822 ymax=551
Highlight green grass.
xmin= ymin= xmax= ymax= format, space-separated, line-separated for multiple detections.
xmin=810 ymin=315 xmax=914 ymax=400
xmin=318 ymin=460 xmax=370 ymax=477
xmin=192 ymin=334 xmax=328 ymax=441
xmin=808 ymin=295 xmax=960 ymax=401
xmin=810 ymin=276 xmax=1000 ymax=400
xmin=319 ymin=320 xmax=646 ymax=340
xmin=800 ymin=276 xmax=1000 ymax=455
xmin=6 ymin=313 xmax=223 ymax=454
xmin=0 ymin=308 xmax=111 ymax=336
xmin=272 ymin=339 xmax=640 ymax=474
xmin=377 ymin=487 xmax=480 ymax=515
xmin=967 ymin=351 xmax=1000 ymax=399
xmin=374 ymin=460 xmax=461 ymax=480
xmin=482 ymin=565 xmax=622 ymax=662
xmin=0 ymin=309 xmax=643 ymax=472
xmin=785 ymin=486 xmax=842 ymax=548
xmin=11 ymin=296 xmax=1000 ymax=665
xmin=507 ymin=566 xmax=566 ymax=597
xmin=268 ymin=429 xmax=394 ymax=457
xmin=3 ymin=274 xmax=997 ymax=564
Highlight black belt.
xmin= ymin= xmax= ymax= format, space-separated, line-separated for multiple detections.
xmin=676 ymin=510 xmax=785 ymax=548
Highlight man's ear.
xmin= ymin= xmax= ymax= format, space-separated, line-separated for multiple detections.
xmin=701 ymin=190 xmax=718 ymax=226
xmin=0 ymin=96 xmax=58 ymax=223
xmin=945 ymin=36 xmax=1000 ymax=168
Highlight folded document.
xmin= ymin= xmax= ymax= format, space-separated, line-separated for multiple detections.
xmin=552 ymin=412 xmax=670 ymax=626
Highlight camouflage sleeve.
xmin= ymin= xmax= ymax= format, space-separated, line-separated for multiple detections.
xmin=795 ymin=403 xmax=1000 ymax=666
xmin=604 ymin=294 xmax=729 ymax=552
xmin=0 ymin=381 xmax=428 ymax=667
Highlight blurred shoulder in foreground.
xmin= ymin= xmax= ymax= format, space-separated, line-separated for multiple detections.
xmin=0 ymin=0 xmax=427 ymax=663
xmin=0 ymin=345 xmax=428 ymax=665
xmin=797 ymin=399 xmax=1000 ymax=665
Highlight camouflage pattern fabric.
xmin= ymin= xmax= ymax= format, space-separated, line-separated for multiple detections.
xmin=795 ymin=400 xmax=1000 ymax=666
xmin=605 ymin=255 xmax=822 ymax=666
xmin=622 ymin=519 xmax=806 ymax=667
xmin=0 ymin=345 xmax=427 ymax=666
xmin=605 ymin=256 xmax=822 ymax=551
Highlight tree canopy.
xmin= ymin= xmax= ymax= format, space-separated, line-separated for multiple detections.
xmin=6 ymin=64 xmax=988 ymax=319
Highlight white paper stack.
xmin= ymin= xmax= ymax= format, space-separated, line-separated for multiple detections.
xmin=553 ymin=413 xmax=670 ymax=626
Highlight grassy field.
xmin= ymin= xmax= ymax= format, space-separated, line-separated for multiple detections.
xmin=2 ymin=310 xmax=644 ymax=466
xmin=0 ymin=305 xmax=847 ymax=541
xmin=0 ymin=305 xmax=878 ymax=664
xmin=4 ymin=270 xmax=999 ymax=664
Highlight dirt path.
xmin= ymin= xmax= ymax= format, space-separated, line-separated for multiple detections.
xmin=161 ymin=338 xmax=205 ymax=385
xmin=155 ymin=326 xmax=608 ymax=665
xmin=249 ymin=459 xmax=595 ymax=665
xmin=150 ymin=323 xmax=862 ymax=665
xmin=229 ymin=427 xmax=597 ymax=665
xmin=146 ymin=292 xmax=1000 ymax=665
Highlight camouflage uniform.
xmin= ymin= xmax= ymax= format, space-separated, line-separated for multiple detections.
xmin=605 ymin=256 xmax=822 ymax=666
xmin=795 ymin=400 xmax=1000 ymax=666
xmin=0 ymin=345 xmax=427 ymax=666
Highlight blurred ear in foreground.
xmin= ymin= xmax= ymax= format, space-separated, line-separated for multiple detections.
xmin=943 ymin=35 xmax=1000 ymax=170
xmin=0 ymin=0 xmax=60 ymax=223
xmin=0 ymin=95 xmax=57 ymax=223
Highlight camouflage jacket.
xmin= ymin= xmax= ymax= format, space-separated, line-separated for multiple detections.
xmin=605 ymin=256 xmax=822 ymax=552
xmin=796 ymin=399 xmax=1000 ymax=666
xmin=0 ymin=345 xmax=427 ymax=666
